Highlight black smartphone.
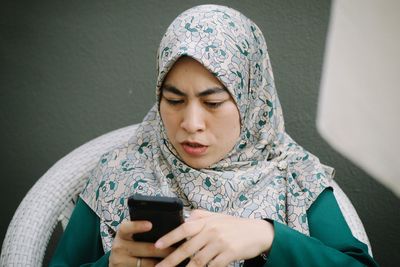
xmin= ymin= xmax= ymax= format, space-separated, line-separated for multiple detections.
xmin=128 ymin=194 xmax=185 ymax=244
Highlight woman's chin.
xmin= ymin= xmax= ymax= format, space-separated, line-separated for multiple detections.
xmin=178 ymin=152 xmax=214 ymax=169
xmin=181 ymin=157 xmax=211 ymax=169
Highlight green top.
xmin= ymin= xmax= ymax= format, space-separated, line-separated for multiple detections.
xmin=50 ymin=188 xmax=379 ymax=266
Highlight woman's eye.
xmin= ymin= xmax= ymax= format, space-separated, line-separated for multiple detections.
xmin=165 ymin=99 xmax=184 ymax=106
xmin=205 ymin=101 xmax=224 ymax=109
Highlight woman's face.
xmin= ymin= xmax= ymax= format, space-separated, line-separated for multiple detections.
xmin=160 ymin=57 xmax=241 ymax=169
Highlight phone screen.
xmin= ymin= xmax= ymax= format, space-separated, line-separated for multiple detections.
xmin=128 ymin=194 xmax=184 ymax=243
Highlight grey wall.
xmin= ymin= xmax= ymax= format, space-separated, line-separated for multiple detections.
xmin=1 ymin=0 xmax=398 ymax=266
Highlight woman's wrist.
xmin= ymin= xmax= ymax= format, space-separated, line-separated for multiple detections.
xmin=256 ymin=218 xmax=275 ymax=255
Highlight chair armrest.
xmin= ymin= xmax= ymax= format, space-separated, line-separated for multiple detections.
xmin=0 ymin=124 xmax=138 ymax=266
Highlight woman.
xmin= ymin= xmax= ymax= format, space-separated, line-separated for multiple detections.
xmin=51 ymin=4 xmax=378 ymax=267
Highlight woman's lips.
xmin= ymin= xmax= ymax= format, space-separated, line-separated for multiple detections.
xmin=181 ymin=142 xmax=208 ymax=156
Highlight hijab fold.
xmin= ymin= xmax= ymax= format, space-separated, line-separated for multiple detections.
xmin=81 ymin=5 xmax=334 ymax=260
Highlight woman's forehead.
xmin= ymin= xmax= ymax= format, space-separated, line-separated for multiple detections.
xmin=162 ymin=57 xmax=230 ymax=96
xmin=163 ymin=57 xmax=223 ymax=84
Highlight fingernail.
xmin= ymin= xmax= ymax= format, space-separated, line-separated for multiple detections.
xmin=154 ymin=240 xmax=163 ymax=248
xmin=144 ymin=221 xmax=152 ymax=229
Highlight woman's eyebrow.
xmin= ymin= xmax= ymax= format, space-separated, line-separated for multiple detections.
xmin=162 ymin=85 xmax=186 ymax=96
xmin=162 ymin=85 xmax=227 ymax=97
xmin=197 ymin=87 xmax=227 ymax=97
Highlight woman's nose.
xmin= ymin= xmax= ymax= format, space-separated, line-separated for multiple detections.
xmin=180 ymin=104 xmax=205 ymax=133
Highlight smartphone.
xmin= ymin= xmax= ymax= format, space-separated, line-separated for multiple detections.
xmin=128 ymin=194 xmax=185 ymax=244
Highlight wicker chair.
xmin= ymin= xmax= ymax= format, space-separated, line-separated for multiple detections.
xmin=0 ymin=124 xmax=372 ymax=266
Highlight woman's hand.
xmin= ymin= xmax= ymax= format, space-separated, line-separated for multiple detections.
xmin=154 ymin=210 xmax=274 ymax=267
xmin=109 ymin=220 xmax=174 ymax=267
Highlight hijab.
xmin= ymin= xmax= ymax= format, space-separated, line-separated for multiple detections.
xmin=81 ymin=4 xmax=334 ymax=257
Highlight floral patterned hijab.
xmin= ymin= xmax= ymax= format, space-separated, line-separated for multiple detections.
xmin=81 ymin=4 xmax=333 ymax=256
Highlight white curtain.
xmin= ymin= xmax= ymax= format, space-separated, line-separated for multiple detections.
xmin=317 ymin=0 xmax=400 ymax=196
